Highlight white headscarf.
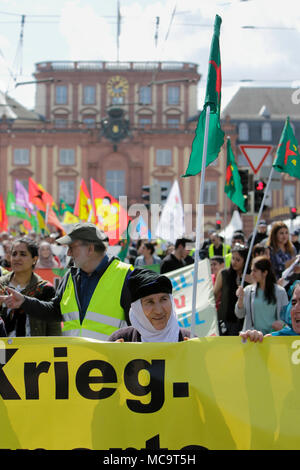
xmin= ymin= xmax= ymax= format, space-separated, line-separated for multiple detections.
xmin=129 ymin=294 xmax=180 ymax=342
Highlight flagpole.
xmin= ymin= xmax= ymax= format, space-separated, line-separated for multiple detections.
xmin=241 ymin=166 xmax=275 ymax=287
xmin=191 ymin=105 xmax=210 ymax=337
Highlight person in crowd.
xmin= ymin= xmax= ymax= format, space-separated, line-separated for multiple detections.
xmin=35 ymin=241 xmax=60 ymax=269
xmin=213 ymin=244 xmax=252 ymax=336
xmin=235 ymin=256 xmax=288 ymax=335
xmin=108 ymin=268 xmax=191 ymax=342
xmin=0 ymin=223 xmax=133 ymax=341
xmin=0 ymin=237 xmax=61 ymax=337
xmin=200 ymin=229 xmax=215 ymax=259
xmin=160 ymin=238 xmax=192 ymax=274
xmin=225 ymin=231 xmax=245 ymax=267
xmin=247 ymin=220 xmax=269 ymax=247
xmin=208 ymin=232 xmax=231 ymax=259
xmin=0 ymin=240 xmax=12 ymax=269
xmin=267 ymin=221 xmax=299 ymax=280
xmin=240 ymin=281 xmax=300 ymax=341
xmin=134 ymin=242 xmax=162 ymax=267
xmin=252 ymin=243 xmax=270 ymax=260
xmin=210 ymin=256 xmax=225 ymax=285
xmin=291 ymin=229 xmax=300 ymax=254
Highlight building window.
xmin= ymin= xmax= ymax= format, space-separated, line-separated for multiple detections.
xmin=106 ymin=170 xmax=125 ymax=199
xmin=139 ymin=86 xmax=152 ymax=105
xmin=83 ymin=117 xmax=96 ymax=128
xmin=59 ymin=149 xmax=75 ymax=166
xmin=238 ymin=122 xmax=249 ymax=141
xmin=83 ymin=86 xmax=96 ymax=105
xmin=167 ymin=118 xmax=179 ymax=128
xmin=111 ymin=96 xmax=125 ymax=105
xmin=55 ymin=85 xmax=67 ymax=104
xmin=13 ymin=149 xmax=30 ymax=165
xmin=54 ymin=117 xmax=68 ymax=128
xmin=204 ymin=181 xmax=217 ymax=205
xmin=167 ymin=86 xmax=180 ymax=105
xmin=261 ymin=122 xmax=272 ymax=141
xmin=59 ymin=180 xmax=75 ymax=205
xmin=139 ymin=117 xmax=152 ymax=127
xmin=156 ymin=149 xmax=172 ymax=166
xmin=283 ymin=184 xmax=295 ymax=206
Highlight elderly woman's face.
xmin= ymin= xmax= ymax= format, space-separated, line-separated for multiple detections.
xmin=141 ymin=293 xmax=172 ymax=330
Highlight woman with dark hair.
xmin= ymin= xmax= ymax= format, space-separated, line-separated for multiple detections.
xmin=134 ymin=242 xmax=162 ymax=268
xmin=108 ymin=268 xmax=191 ymax=342
xmin=235 ymin=256 xmax=288 ymax=334
xmin=0 ymin=237 xmax=61 ymax=337
xmin=213 ymin=244 xmax=252 ymax=336
xmin=267 ymin=221 xmax=299 ymax=280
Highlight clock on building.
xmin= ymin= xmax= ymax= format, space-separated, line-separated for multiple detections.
xmin=106 ymin=75 xmax=129 ymax=98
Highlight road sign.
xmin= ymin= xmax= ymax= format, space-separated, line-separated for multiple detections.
xmin=239 ymin=144 xmax=273 ymax=174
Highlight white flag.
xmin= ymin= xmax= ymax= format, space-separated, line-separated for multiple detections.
xmin=155 ymin=180 xmax=185 ymax=243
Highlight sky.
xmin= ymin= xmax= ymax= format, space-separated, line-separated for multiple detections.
xmin=0 ymin=0 xmax=300 ymax=112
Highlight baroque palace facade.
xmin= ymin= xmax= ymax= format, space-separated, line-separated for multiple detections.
xmin=1 ymin=59 xmax=299 ymax=237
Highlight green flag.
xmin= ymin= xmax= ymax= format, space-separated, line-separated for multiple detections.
xmin=59 ymin=199 xmax=74 ymax=215
xmin=224 ymin=138 xmax=247 ymax=213
xmin=118 ymin=220 xmax=131 ymax=262
xmin=273 ymin=116 xmax=300 ymax=178
xmin=182 ymin=14 xmax=224 ymax=177
xmin=6 ymin=191 xmax=29 ymax=218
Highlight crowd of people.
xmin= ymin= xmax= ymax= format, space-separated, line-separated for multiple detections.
xmin=0 ymin=218 xmax=299 ymax=341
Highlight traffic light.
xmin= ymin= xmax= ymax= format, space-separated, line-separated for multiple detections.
xmin=254 ymin=180 xmax=266 ymax=213
xmin=160 ymin=186 xmax=168 ymax=204
xmin=216 ymin=219 xmax=222 ymax=230
xmin=238 ymin=169 xmax=249 ymax=212
xmin=291 ymin=207 xmax=297 ymax=220
xmin=149 ymin=183 xmax=161 ymax=204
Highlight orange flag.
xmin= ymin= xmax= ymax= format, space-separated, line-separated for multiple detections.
xmin=90 ymin=178 xmax=129 ymax=245
xmin=0 ymin=194 xmax=8 ymax=231
xmin=74 ymin=179 xmax=95 ymax=223
xmin=46 ymin=205 xmax=66 ymax=234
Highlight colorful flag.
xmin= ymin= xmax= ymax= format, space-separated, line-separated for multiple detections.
xmin=6 ymin=191 xmax=28 ymax=219
xmin=224 ymin=138 xmax=247 ymax=213
xmin=28 ymin=177 xmax=58 ymax=213
xmin=0 ymin=194 xmax=8 ymax=231
xmin=90 ymin=178 xmax=129 ymax=245
xmin=136 ymin=215 xmax=151 ymax=239
xmin=59 ymin=199 xmax=74 ymax=215
xmin=15 ymin=180 xmax=34 ymax=212
xmin=117 ymin=220 xmax=131 ymax=262
xmin=74 ymin=179 xmax=95 ymax=223
xmin=155 ymin=180 xmax=185 ymax=244
xmin=182 ymin=14 xmax=224 ymax=177
xmin=46 ymin=205 xmax=65 ymax=234
xmin=63 ymin=211 xmax=80 ymax=225
xmin=36 ymin=211 xmax=49 ymax=234
xmin=273 ymin=116 xmax=300 ymax=179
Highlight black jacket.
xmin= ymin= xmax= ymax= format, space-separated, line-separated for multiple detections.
xmin=108 ymin=326 xmax=191 ymax=342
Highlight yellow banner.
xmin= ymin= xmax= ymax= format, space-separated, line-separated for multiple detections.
xmin=1 ymin=336 xmax=300 ymax=450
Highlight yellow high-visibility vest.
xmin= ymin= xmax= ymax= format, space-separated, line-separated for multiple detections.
xmin=60 ymin=259 xmax=132 ymax=341
xmin=208 ymin=243 xmax=230 ymax=258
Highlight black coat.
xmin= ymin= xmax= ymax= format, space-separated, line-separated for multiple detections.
xmin=108 ymin=326 xmax=191 ymax=342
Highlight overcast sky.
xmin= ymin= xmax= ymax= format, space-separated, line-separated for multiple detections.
xmin=0 ymin=0 xmax=299 ymax=112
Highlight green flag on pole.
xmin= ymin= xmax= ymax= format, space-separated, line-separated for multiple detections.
xmin=224 ymin=138 xmax=247 ymax=213
xmin=182 ymin=14 xmax=224 ymax=177
xmin=273 ymin=116 xmax=300 ymax=179
xmin=6 ymin=191 xmax=29 ymax=218
xmin=59 ymin=199 xmax=74 ymax=215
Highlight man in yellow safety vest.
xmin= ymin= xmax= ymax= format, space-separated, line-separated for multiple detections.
xmin=0 ymin=223 xmax=133 ymax=341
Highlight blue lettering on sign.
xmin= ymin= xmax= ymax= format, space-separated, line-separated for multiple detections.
xmin=171 ymin=275 xmax=205 ymax=292
xmin=177 ymin=312 xmax=206 ymax=328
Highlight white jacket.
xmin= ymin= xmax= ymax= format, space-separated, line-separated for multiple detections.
xmin=235 ymin=283 xmax=288 ymax=331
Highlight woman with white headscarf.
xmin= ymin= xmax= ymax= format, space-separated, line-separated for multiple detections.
xmin=108 ymin=268 xmax=191 ymax=342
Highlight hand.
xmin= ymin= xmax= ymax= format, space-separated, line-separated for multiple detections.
xmin=239 ymin=329 xmax=264 ymax=343
xmin=184 ymin=337 xmax=189 ymax=341
xmin=236 ymin=286 xmax=244 ymax=298
xmin=0 ymin=287 xmax=25 ymax=309
xmin=115 ymin=338 xmax=125 ymax=343
xmin=271 ymin=320 xmax=284 ymax=331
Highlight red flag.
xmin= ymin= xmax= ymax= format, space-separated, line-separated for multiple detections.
xmin=0 ymin=194 xmax=8 ymax=231
xmin=46 ymin=205 xmax=65 ymax=234
xmin=28 ymin=177 xmax=57 ymax=212
xmin=90 ymin=178 xmax=129 ymax=245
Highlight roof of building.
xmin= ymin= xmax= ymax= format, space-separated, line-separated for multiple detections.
xmin=221 ymin=87 xmax=300 ymax=120
xmin=0 ymin=91 xmax=42 ymax=122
